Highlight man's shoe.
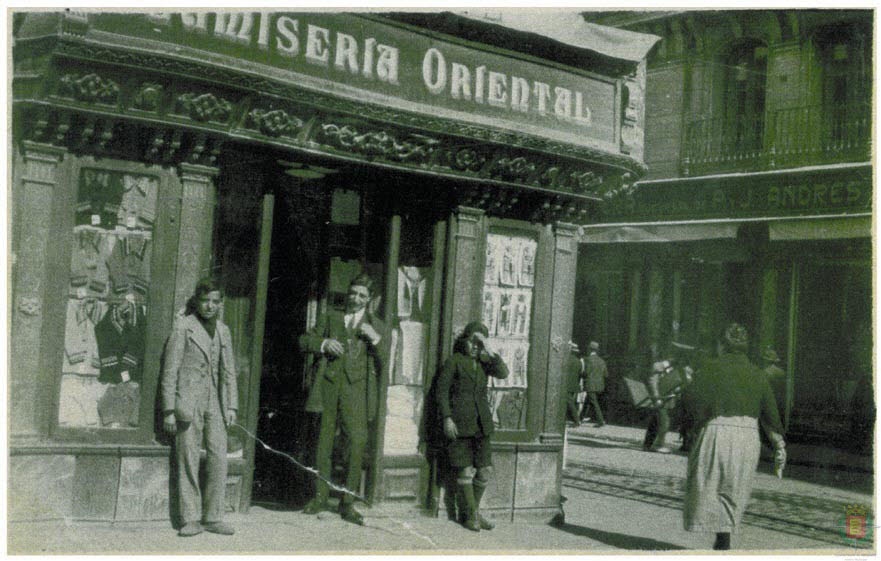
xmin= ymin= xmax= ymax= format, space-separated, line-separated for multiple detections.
xmin=203 ymin=521 xmax=235 ymax=535
xmin=463 ymin=516 xmax=480 ymax=532
xmin=339 ymin=503 xmax=365 ymax=526
xmin=653 ymin=446 xmax=672 ymax=454
xmin=303 ymin=498 xmax=327 ymax=515
xmin=477 ymin=513 xmax=495 ymax=530
xmin=178 ymin=521 xmax=203 ymax=537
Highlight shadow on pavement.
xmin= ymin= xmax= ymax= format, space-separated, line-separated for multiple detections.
xmin=552 ymin=522 xmax=688 ymax=551
xmin=568 ymin=437 xmax=645 ymax=451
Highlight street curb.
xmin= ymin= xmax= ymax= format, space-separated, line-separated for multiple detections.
xmin=568 ymin=431 xmax=874 ymax=474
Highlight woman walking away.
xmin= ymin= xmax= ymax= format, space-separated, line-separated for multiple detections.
xmin=681 ymin=323 xmax=786 ymax=550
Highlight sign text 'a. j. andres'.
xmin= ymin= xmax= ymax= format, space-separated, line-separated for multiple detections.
xmin=89 ymin=12 xmax=615 ymax=145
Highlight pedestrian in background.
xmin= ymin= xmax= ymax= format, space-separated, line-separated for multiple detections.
xmin=564 ymin=341 xmax=583 ymax=427
xmin=643 ymin=357 xmax=674 ymax=453
xmin=436 ymin=321 xmax=509 ymax=532
xmin=161 ymin=277 xmax=238 ymax=537
xmin=580 ymin=341 xmax=607 ymax=427
xmin=681 ymin=323 xmax=786 ymax=551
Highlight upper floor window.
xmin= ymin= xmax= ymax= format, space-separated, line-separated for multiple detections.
xmin=814 ymin=24 xmax=870 ymax=150
xmin=723 ymin=40 xmax=768 ymax=154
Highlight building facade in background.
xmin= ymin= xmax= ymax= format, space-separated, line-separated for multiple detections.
xmin=577 ymin=10 xmax=872 ymax=451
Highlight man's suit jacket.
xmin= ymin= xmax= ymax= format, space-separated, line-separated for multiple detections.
xmin=161 ymin=313 xmax=238 ymax=425
xmin=300 ymin=309 xmax=387 ymax=422
xmin=566 ymin=354 xmax=583 ymax=393
xmin=585 ymin=353 xmax=608 ymax=393
xmin=436 ymin=351 xmax=509 ymax=438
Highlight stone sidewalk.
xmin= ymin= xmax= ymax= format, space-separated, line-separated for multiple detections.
xmin=8 ymin=423 xmax=874 ymax=554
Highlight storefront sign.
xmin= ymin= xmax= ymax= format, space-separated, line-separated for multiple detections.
xmin=602 ymin=168 xmax=872 ymax=221
xmin=89 ymin=12 xmax=618 ymax=149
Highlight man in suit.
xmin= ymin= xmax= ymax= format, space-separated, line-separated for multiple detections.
xmin=564 ymin=341 xmax=583 ymax=427
xmin=580 ymin=341 xmax=608 ymax=427
xmin=300 ymin=274 xmax=387 ymax=525
xmin=436 ymin=321 xmax=509 ymax=532
xmin=161 ymin=278 xmax=238 ymax=537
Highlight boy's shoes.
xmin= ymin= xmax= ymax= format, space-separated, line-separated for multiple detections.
xmin=178 ymin=522 xmax=203 ymax=537
xmin=303 ymin=498 xmax=327 ymax=515
xmin=203 ymin=521 xmax=235 ymax=535
xmin=339 ymin=503 xmax=365 ymax=526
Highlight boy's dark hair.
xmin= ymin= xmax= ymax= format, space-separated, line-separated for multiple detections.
xmin=194 ymin=277 xmax=224 ymax=299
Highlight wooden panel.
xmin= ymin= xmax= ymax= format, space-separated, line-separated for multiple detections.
xmin=541 ymin=222 xmax=578 ymax=436
xmin=10 ymin=142 xmax=66 ymax=437
xmin=239 ymin=194 xmax=274 ymax=513
xmin=513 ymin=450 xmax=559 ymax=508
xmin=481 ymin=445 xmax=515 ymax=512
xmin=116 ymin=456 xmax=170 ymax=520
xmin=9 ymin=454 xmax=76 ymax=521
xmin=382 ymin=467 xmax=421 ymax=501
xmin=72 ymin=455 xmax=120 ymax=520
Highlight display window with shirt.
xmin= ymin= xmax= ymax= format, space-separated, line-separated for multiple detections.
xmin=57 ymin=166 xmax=160 ymax=429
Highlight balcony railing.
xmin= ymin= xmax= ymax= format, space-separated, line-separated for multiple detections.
xmin=682 ymin=104 xmax=871 ymax=176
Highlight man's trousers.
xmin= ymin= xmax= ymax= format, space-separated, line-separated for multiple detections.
xmin=580 ymin=392 xmax=606 ymax=425
xmin=314 ymin=371 xmax=368 ymax=505
xmin=175 ymin=379 xmax=227 ymax=525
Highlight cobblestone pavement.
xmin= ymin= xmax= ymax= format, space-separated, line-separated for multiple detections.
xmin=564 ymin=459 xmax=874 ymax=550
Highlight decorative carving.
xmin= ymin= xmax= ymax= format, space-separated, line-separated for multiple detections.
xmin=59 ymin=73 xmax=119 ymax=105
xmin=451 ymin=148 xmax=487 ymax=173
xmin=132 ymin=83 xmax=164 ymax=112
xmin=17 ymin=296 xmax=41 ymax=317
xmin=538 ymin=166 xmax=562 ymax=188
xmin=96 ymin=119 xmax=114 ymax=151
xmin=568 ymin=170 xmax=603 ymax=195
xmin=165 ymin=130 xmax=183 ymax=162
xmin=145 ymin=129 xmax=167 ymax=160
xmin=603 ymin=172 xmax=637 ymax=200
xmin=319 ymin=123 xmax=439 ymax=163
xmin=489 ymin=156 xmax=536 ymax=183
xmin=51 ymin=41 xmax=648 ymax=176
xmin=175 ymin=92 xmax=232 ymax=123
xmin=246 ymin=108 xmax=304 ymax=138
xmin=551 ymin=335 xmax=564 ymax=353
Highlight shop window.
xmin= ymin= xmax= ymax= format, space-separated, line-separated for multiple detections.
xmin=385 ymin=216 xmax=435 ymax=456
xmin=480 ymin=232 xmax=536 ymax=431
xmin=57 ymin=168 xmax=158 ymax=429
xmin=722 ymin=40 xmax=767 ymax=155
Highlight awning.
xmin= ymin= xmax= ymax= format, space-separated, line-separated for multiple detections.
xmin=768 ymin=216 xmax=872 ymax=241
xmin=580 ymin=224 xmax=738 ymax=243
xmin=452 ymin=10 xmax=661 ymax=63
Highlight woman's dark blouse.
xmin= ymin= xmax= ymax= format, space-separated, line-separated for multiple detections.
xmin=682 ymin=351 xmax=784 ymax=435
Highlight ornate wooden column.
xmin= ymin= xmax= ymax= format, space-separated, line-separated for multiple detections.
xmin=10 ymin=141 xmax=67 ymax=437
xmin=172 ymin=163 xmax=219 ymax=312
xmin=441 ymin=206 xmax=485 ymax=355
xmin=542 ymin=221 xmax=579 ymax=438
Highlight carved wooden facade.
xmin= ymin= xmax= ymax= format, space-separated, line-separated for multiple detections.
xmin=10 ymin=11 xmax=654 ymax=524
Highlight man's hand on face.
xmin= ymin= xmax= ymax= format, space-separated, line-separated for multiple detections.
xmin=472 ymin=332 xmax=497 ymax=359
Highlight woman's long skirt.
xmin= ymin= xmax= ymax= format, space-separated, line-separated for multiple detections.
xmin=683 ymin=416 xmax=760 ymax=532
